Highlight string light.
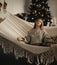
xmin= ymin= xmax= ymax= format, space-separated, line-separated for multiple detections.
xmin=38 ymin=12 xmax=40 ymax=14
xmin=32 ymin=10 xmax=37 ymax=14
xmin=32 ymin=17 xmax=34 ymax=20
xmin=34 ymin=10 xmax=37 ymax=13
xmin=48 ymin=19 xmax=49 ymax=21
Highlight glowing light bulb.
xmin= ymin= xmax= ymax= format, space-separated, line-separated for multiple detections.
xmin=32 ymin=18 xmax=34 ymax=20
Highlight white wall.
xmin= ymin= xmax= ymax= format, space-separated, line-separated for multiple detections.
xmin=0 ymin=0 xmax=25 ymax=14
xmin=7 ymin=0 xmax=25 ymax=14
xmin=48 ymin=0 xmax=57 ymax=24
xmin=0 ymin=0 xmax=57 ymax=16
xmin=48 ymin=0 xmax=57 ymax=17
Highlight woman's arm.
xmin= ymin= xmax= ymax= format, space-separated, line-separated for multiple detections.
xmin=24 ymin=32 xmax=31 ymax=44
xmin=42 ymin=30 xmax=53 ymax=43
xmin=17 ymin=32 xmax=31 ymax=44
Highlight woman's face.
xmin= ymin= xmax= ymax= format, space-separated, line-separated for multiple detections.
xmin=35 ymin=19 xmax=42 ymax=27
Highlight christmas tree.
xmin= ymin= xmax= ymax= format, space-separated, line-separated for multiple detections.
xmin=27 ymin=0 xmax=52 ymax=26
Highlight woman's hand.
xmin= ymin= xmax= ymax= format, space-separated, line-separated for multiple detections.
xmin=17 ymin=37 xmax=25 ymax=41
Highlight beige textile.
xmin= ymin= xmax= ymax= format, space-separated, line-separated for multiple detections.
xmin=0 ymin=13 xmax=57 ymax=65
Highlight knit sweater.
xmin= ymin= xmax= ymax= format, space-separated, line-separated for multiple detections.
xmin=25 ymin=28 xmax=52 ymax=45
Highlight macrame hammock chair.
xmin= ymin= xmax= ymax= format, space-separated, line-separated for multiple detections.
xmin=0 ymin=13 xmax=57 ymax=65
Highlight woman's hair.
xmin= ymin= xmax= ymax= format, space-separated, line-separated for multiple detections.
xmin=33 ymin=18 xmax=44 ymax=30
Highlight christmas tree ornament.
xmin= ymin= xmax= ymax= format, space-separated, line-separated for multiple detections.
xmin=48 ymin=19 xmax=49 ymax=21
xmin=39 ymin=4 xmax=41 ymax=7
xmin=36 ymin=5 xmax=39 ymax=7
xmin=41 ymin=14 xmax=44 ymax=17
xmin=42 ymin=6 xmax=45 ymax=9
xmin=34 ymin=10 xmax=37 ymax=13
xmin=38 ymin=12 xmax=40 ymax=14
xmin=32 ymin=17 xmax=34 ymax=20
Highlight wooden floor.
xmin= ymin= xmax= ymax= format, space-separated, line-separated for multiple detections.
xmin=0 ymin=46 xmax=57 ymax=65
